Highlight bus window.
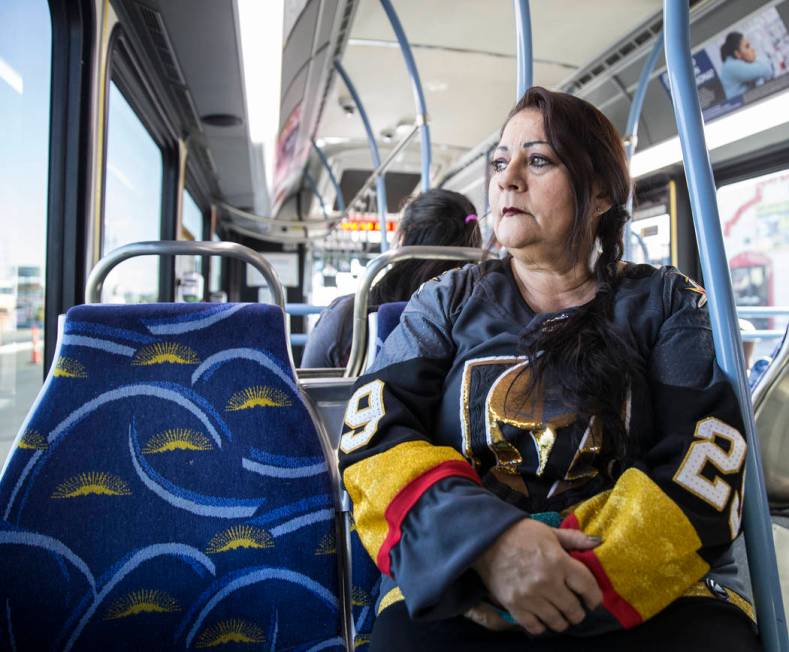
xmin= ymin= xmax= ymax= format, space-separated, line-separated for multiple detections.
xmin=208 ymin=234 xmax=225 ymax=302
xmin=718 ymin=168 xmax=789 ymax=359
xmin=175 ymin=190 xmax=203 ymax=301
xmin=0 ymin=0 xmax=51 ymax=457
xmin=101 ymin=82 xmax=162 ymax=303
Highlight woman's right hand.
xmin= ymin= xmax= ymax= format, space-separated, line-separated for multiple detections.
xmin=472 ymin=519 xmax=603 ymax=635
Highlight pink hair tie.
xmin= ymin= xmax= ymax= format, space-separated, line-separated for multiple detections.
xmin=465 ymin=214 xmax=478 ymax=224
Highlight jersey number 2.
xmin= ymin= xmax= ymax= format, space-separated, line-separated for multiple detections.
xmin=673 ymin=417 xmax=746 ymax=538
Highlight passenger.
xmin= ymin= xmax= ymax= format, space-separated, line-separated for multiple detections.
xmin=719 ymin=31 xmax=774 ymax=99
xmin=301 ymin=188 xmax=482 ymax=368
xmin=339 ymin=87 xmax=759 ymax=651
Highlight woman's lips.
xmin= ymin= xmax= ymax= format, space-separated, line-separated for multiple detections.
xmin=502 ymin=207 xmax=527 ymax=217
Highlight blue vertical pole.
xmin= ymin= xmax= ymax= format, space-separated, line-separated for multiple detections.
xmin=513 ymin=0 xmax=533 ymax=99
xmin=303 ymin=170 xmax=328 ymax=219
xmin=663 ymin=2 xmax=788 ymax=650
xmin=623 ymin=35 xmax=663 ymax=259
xmin=311 ymin=138 xmax=346 ymax=213
xmin=334 ymin=60 xmax=389 ymax=251
xmin=378 ymin=0 xmax=431 ymax=192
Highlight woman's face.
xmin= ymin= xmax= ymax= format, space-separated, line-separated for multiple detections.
xmin=736 ymin=37 xmax=756 ymax=63
xmin=488 ymin=109 xmax=580 ymax=265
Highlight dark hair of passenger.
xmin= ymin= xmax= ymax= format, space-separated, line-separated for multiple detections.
xmin=720 ymin=31 xmax=744 ymax=61
xmin=505 ymin=86 xmax=640 ymax=462
xmin=369 ymin=188 xmax=482 ymax=306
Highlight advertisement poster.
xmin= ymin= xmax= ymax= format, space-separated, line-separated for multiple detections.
xmin=661 ymin=3 xmax=789 ymax=120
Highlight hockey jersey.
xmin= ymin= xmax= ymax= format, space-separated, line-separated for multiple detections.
xmin=338 ymin=258 xmax=753 ymax=635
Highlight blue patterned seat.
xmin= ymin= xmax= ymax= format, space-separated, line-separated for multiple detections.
xmin=0 ymin=303 xmax=346 ymax=651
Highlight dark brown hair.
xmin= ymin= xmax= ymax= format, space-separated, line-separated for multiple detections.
xmin=370 ymin=188 xmax=482 ymax=305
xmin=505 ymin=87 xmax=640 ymax=461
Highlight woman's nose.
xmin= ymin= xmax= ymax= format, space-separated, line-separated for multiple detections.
xmin=498 ymin=163 xmax=526 ymax=192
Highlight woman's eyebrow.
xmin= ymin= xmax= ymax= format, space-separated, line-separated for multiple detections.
xmin=494 ymin=140 xmax=549 ymax=153
xmin=521 ymin=140 xmax=549 ymax=149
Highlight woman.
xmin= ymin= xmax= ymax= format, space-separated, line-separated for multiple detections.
xmin=339 ymin=87 xmax=758 ymax=650
xmin=720 ymin=31 xmax=773 ymax=99
xmin=301 ymin=188 xmax=482 ymax=368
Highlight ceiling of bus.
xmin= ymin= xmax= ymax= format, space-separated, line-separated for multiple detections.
xmin=317 ymin=0 xmax=663 ymax=151
xmin=119 ymin=0 xmax=781 ymax=226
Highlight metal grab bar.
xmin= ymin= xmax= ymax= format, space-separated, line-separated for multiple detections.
xmin=334 ymin=60 xmax=389 ymax=251
xmin=738 ymin=307 xmax=789 ymax=318
xmin=379 ymin=0 xmax=431 ymax=192
xmin=344 ymin=246 xmax=485 ymax=377
xmin=513 ymin=0 xmax=533 ymax=99
xmin=663 ymin=2 xmax=788 ymax=648
xmin=85 ymin=240 xmax=286 ymax=310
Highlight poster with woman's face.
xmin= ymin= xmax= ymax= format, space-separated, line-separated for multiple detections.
xmin=661 ymin=3 xmax=789 ymax=120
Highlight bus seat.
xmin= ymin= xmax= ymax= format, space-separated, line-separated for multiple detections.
xmin=349 ymin=513 xmax=381 ymax=648
xmin=749 ymin=325 xmax=789 ymax=391
xmin=0 ymin=302 xmax=346 ymax=651
xmin=364 ymin=302 xmax=408 ymax=371
xmin=752 ymin=324 xmax=789 ymax=510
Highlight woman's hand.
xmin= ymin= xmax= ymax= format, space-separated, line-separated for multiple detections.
xmin=472 ymin=519 xmax=603 ymax=635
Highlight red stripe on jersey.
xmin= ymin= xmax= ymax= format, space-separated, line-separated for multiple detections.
xmin=561 ymin=513 xmax=643 ymax=629
xmin=377 ymin=461 xmax=481 ymax=576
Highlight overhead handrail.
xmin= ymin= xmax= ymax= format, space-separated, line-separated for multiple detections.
xmin=345 ymin=123 xmax=420 ymax=215
xmin=85 ymin=240 xmax=286 ymax=310
xmin=663 ymin=2 xmax=788 ymax=649
xmin=379 ymin=0 xmax=432 ymax=192
xmin=220 ymin=202 xmax=343 ymax=229
xmin=513 ymin=0 xmax=533 ymax=99
xmin=334 ymin=59 xmax=390 ymax=251
xmin=344 ymin=246 xmax=485 ymax=377
xmin=311 ymin=138 xmax=346 ymax=213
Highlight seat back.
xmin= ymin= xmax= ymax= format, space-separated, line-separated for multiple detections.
xmin=753 ymin=324 xmax=789 ymax=509
xmin=364 ymin=302 xmax=408 ymax=371
xmin=0 ymin=303 xmax=346 ymax=651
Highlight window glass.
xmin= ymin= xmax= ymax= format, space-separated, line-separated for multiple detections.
xmin=101 ymin=82 xmax=162 ymax=303
xmin=209 ymin=235 xmax=225 ymax=301
xmin=629 ymin=212 xmax=672 ymax=268
xmin=718 ymin=168 xmax=789 ymax=360
xmin=0 ymin=0 xmax=51 ymax=461
xmin=175 ymin=190 xmax=203 ymax=301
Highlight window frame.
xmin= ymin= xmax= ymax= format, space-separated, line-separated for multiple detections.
xmin=101 ymin=27 xmax=180 ymax=301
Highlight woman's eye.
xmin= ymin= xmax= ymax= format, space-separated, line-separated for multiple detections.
xmin=490 ymin=158 xmax=508 ymax=173
xmin=529 ymin=155 xmax=551 ymax=168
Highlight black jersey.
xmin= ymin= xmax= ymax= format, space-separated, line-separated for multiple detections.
xmin=339 ymin=259 xmax=752 ymax=633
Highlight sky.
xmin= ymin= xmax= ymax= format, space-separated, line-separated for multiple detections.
xmin=0 ymin=0 xmax=51 ymax=276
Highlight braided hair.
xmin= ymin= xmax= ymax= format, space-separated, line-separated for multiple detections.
xmin=370 ymin=188 xmax=482 ymax=306
xmin=505 ymin=87 xmax=641 ymax=461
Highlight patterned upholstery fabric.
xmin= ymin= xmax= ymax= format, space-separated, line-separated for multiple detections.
xmin=0 ymin=303 xmax=344 ymax=651
xmin=349 ymin=519 xmax=380 ymax=649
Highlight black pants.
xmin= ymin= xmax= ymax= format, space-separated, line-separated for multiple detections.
xmin=370 ymin=599 xmax=760 ymax=652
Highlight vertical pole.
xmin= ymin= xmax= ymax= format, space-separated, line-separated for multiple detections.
xmin=623 ymin=35 xmax=663 ymax=260
xmin=663 ymin=2 xmax=788 ymax=649
xmin=378 ymin=0 xmax=431 ymax=192
xmin=334 ymin=60 xmax=389 ymax=251
xmin=513 ymin=0 xmax=533 ymax=100
xmin=311 ymin=139 xmax=346 ymax=213
xmin=303 ymin=170 xmax=328 ymax=219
